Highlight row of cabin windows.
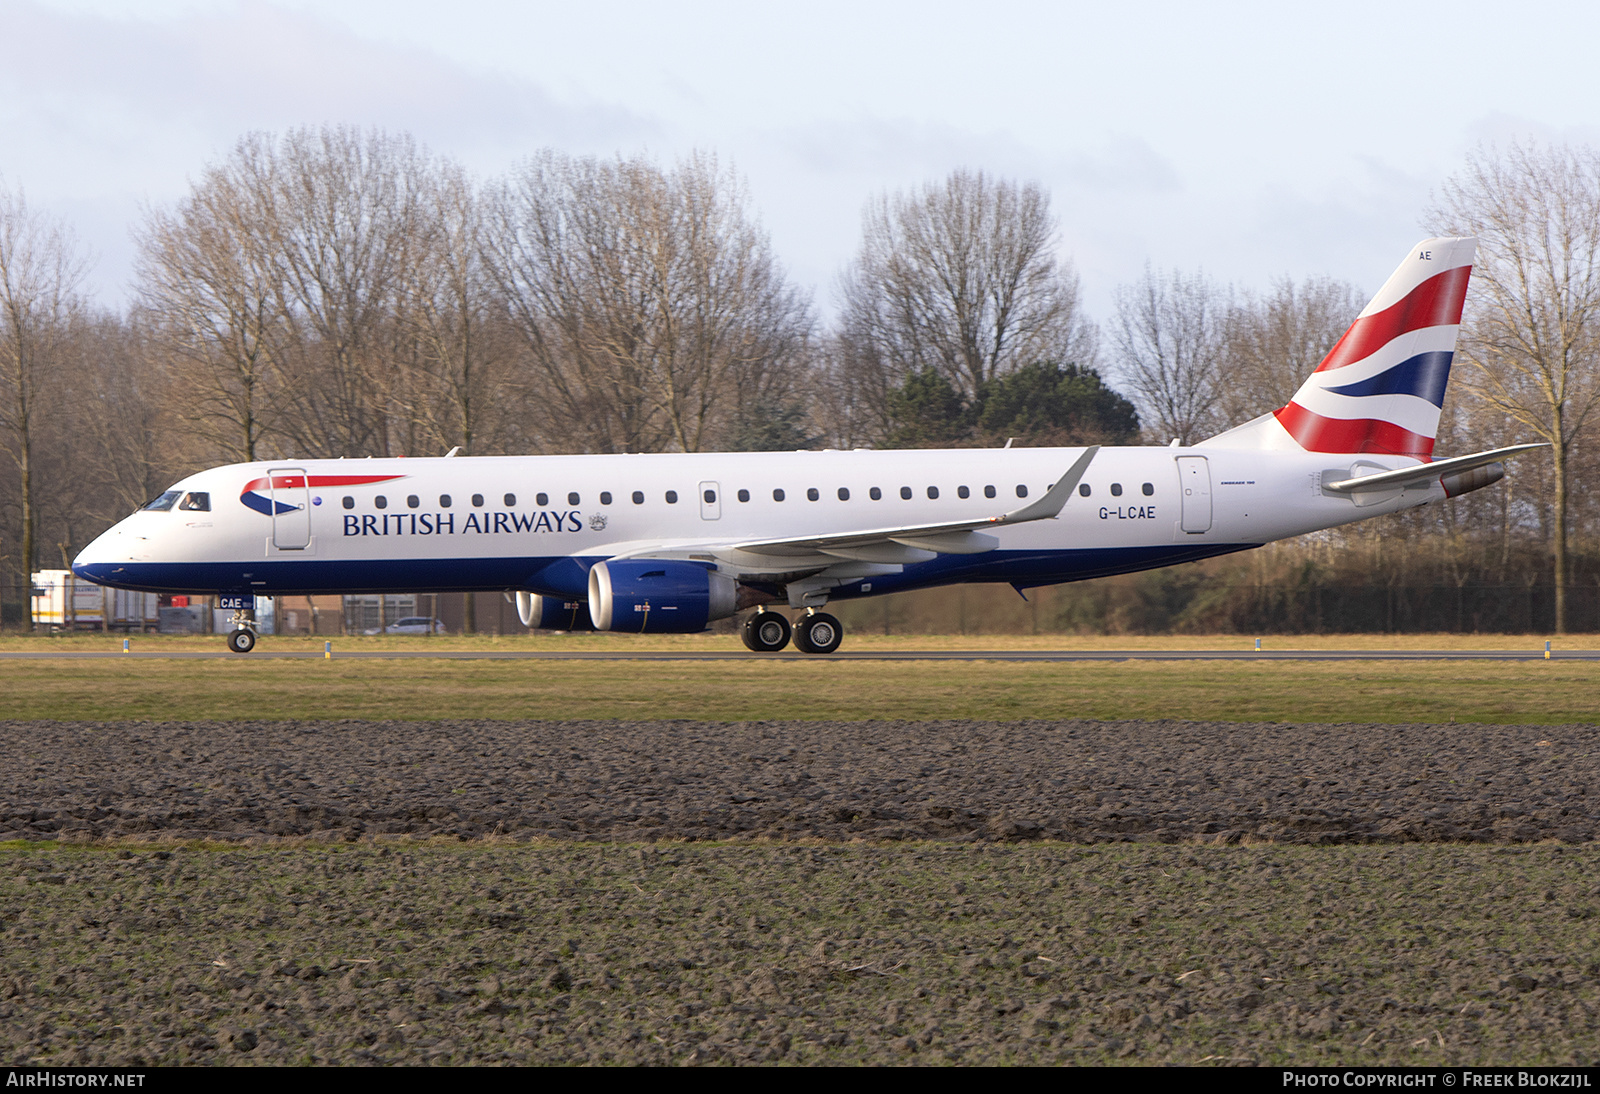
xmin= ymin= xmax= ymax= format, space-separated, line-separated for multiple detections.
xmin=339 ymin=480 xmax=1158 ymax=510
xmin=1083 ymin=482 xmax=1155 ymax=497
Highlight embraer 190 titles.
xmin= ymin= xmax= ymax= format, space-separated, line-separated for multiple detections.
xmin=73 ymin=237 xmax=1543 ymax=654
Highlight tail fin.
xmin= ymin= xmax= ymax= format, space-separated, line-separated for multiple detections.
xmin=1207 ymin=237 xmax=1476 ymax=458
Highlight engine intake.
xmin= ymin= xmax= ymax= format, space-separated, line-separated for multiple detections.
xmin=516 ymin=591 xmax=596 ymax=631
xmin=587 ymin=559 xmax=738 ymax=633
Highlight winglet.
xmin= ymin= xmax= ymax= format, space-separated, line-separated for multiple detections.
xmin=995 ymin=445 xmax=1099 ymax=526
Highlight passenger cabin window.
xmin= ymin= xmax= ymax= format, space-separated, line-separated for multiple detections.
xmin=1078 ymin=484 xmax=1091 ymax=497
xmin=900 ymin=486 xmax=912 ymax=500
xmin=440 ymin=495 xmax=452 ymax=508
xmin=704 ymin=489 xmax=717 ymax=504
xmin=471 ymin=494 xmax=484 ymax=507
xmin=1110 ymin=483 xmax=1123 ymax=497
xmin=665 ymin=490 xmax=678 ymax=504
xmin=1015 ymin=485 xmax=1028 ymax=498
xmin=837 ymin=487 xmax=850 ymax=501
xmin=1142 ymin=482 xmax=1155 ymax=496
xmin=984 ymin=485 xmax=996 ymax=499
xmin=927 ymin=486 xmax=939 ymax=499
xmin=773 ymin=488 xmax=785 ymax=502
xmin=600 ymin=491 xmax=612 ymax=505
xmin=179 ymin=492 xmax=210 ymax=511
xmin=737 ymin=489 xmax=750 ymax=503
xmin=342 ymin=496 xmax=355 ymax=510
xmin=870 ymin=487 xmax=882 ymax=500
xmin=807 ymin=488 xmax=819 ymax=501
xmin=632 ymin=491 xmax=645 ymax=505
xmin=568 ymin=492 xmax=580 ymax=506
xmin=505 ymin=493 xmax=517 ymax=507
xmin=957 ymin=485 xmax=970 ymax=499
xmin=407 ymin=495 xmax=420 ymax=508
xmin=536 ymin=493 xmax=548 ymax=507
xmin=375 ymin=495 xmax=388 ymax=509
xmin=142 ymin=490 xmax=182 ymax=511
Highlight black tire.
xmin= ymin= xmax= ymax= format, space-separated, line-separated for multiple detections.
xmin=227 ymin=629 xmax=256 ymax=654
xmin=793 ymin=612 xmax=843 ymax=655
xmin=741 ymin=611 xmax=791 ymax=652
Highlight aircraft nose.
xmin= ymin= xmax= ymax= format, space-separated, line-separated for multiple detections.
xmin=72 ymin=526 xmax=131 ymax=586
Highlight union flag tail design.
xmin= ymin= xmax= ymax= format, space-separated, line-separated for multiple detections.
xmin=1271 ymin=237 xmax=1476 ymax=458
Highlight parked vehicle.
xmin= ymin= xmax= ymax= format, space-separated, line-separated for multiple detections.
xmin=367 ymin=616 xmax=447 ymax=636
xmin=32 ymin=570 xmax=159 ymax=632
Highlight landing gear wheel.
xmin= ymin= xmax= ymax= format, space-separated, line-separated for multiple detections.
xmin=741 ymin=611 xmax=791 ymax=652
xmin=226 ymin=628 xmax=257 ymax=654
xmin=793 ymin=611 xmax=843 ymax=655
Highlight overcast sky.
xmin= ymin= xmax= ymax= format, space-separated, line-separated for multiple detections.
xmin=4 ymin=0 xmax=1598 ymax=322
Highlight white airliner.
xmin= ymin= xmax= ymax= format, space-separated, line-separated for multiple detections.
xmin=73 ymin=237 xmax=1541 ymax=654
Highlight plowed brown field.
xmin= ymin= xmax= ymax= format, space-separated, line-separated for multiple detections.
xmin=3 ymin=718 xmax=1597 ymax=1066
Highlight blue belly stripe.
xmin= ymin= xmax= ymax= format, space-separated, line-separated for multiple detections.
xmin=74 ymin=544 xmax=1261 ymax=601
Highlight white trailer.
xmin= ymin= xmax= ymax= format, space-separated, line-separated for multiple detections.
xmin=31 ymin=570 xmax=160 ymax=632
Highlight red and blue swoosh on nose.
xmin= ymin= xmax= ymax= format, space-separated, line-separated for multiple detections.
xmin=240 ymin=474 xmax=405 ymax=516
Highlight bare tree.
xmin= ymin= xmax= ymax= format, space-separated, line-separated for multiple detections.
xmin=140 ymin=128 xmax=442 ymax=463
xmin=258 ymin=128 xmax=435 ymax=458
xmin=0 ymin=183 xmax=85 ymax=598
xmin=66 ymin=312 xmax=177 ymax=519
xmin=1429 ymin=142 xmax=1600 ymax=633
xmin=135 ymin=154 xmax=287 ymax=462
xmin=1217 ymin=276 xmax=1365 ymax=426
xmin=390 ymin=163 xmax=519 ymax=457
xmin=1110 ymin=266 xmax=1227 ymax=444
xmin=805 ymin=332 xmax=895 ymax=449
xmin=836 ymin=169 xmax=1094 ymax=423
xmin=484 ymin=151 xmax=812 ymax=454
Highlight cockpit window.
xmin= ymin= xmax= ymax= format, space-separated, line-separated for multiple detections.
xmin=142 ymin=491 xmax=182 ymax=511
xmin=178 ymin=492 xmax=210 ymax=512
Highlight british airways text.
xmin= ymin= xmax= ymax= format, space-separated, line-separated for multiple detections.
xmin=342 ymin=511 xmax=583 ymax=536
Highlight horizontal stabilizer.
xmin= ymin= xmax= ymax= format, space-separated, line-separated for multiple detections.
xmin=1321 ymin=443 xmax=1546 ymax=494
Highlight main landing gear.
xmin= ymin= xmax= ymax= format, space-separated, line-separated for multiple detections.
xmin=740 ymin=608 xmax=843 ymax=655
xmin=741 ymin=609 xmax=792 ymax=652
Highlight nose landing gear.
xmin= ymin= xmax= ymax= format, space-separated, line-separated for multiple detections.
xmin=225 ymin=607 xmax=258 ymax=654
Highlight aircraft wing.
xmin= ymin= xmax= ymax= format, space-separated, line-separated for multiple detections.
xmin=1321 ymin=443 xmax=1546 ymax=494
xmin=604 ymin=446 xmax=1099 ymax=571
xmin=729 ymin=445 xmax=1099 ymax=559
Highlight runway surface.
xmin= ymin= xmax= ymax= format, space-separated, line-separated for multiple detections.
xmin=0 ymin=647 xmax=1593 ymax=661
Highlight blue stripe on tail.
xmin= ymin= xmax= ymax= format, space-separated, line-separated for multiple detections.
xmin=1325 ymin=351 xmax=1454 ymax=408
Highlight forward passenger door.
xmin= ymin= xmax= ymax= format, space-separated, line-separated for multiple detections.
xmin=269 ymin=468 xmax=312 ymax=550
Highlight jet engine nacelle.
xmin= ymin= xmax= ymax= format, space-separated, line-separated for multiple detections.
xmin=516 ymin=591 xmax=596 ymax=631
xmin=1441 ymin=462 xmax=1504 ymax=498
xmin=586 ymin=559 xmax=738 ymax=633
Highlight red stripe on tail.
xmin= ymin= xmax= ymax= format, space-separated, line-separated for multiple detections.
xmin=1274 ymin=402 xmax=1436 ymax=458
xmin=1315 ymin=266 xmax=1471 ymax=373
